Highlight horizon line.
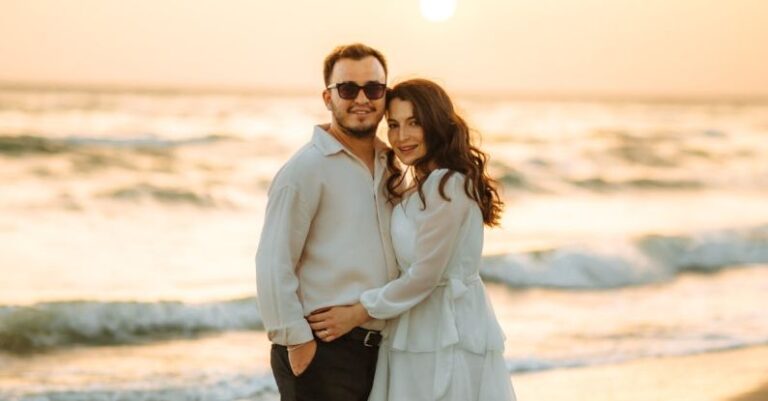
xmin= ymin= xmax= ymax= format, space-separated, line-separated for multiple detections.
xmin=1 ymin=80 xmax=767 ymax=104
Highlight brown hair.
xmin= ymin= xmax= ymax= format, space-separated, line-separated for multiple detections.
xmin=385 ymin=79 xmax=504 ymax=227
xmin=323 ymin=43 xmax=388 ymax=86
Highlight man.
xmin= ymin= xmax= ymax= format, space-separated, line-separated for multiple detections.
xmin=255 ymin=43 xmax=398 ymax=401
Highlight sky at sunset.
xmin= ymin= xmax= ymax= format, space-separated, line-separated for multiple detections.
xmin=1 ymin=0 xmax=766 ymax=98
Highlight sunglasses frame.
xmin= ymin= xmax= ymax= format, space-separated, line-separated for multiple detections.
xmin=327 ymin=81 xmax=387 ymax=100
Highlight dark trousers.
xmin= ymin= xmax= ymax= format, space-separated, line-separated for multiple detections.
xmin=271 ymin=330 xmax=379 ymax=401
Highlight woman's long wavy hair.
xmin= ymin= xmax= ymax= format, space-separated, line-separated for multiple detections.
xmin=384 ymin=79 xmax=504 ymax=227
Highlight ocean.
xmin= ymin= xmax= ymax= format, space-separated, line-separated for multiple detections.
xmin=0 ymin=87 xmax=766 ymax=401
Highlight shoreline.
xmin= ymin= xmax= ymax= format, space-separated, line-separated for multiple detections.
xmin=730 ymin=380 xmax=768 ymax=401
xmin=512 ymin=346 xmax=768 ymax=401
xmin=1 ymin=337 xmax=766 ymax=400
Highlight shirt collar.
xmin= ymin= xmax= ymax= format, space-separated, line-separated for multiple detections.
xmin=312 ymin=125 xmax=345 ymax=157
xmin=312 ymin=125 xmax=390 ymax=161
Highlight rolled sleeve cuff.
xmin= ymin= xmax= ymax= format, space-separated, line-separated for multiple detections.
xmin=267 ymin=319 xmax=314 ymax=346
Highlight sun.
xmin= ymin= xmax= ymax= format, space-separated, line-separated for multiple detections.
xmin=419 ymin=0 xmax=457 ymax=22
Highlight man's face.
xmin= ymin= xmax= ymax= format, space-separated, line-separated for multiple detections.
xmin=323 ymin=56 xmax=387 ymax=138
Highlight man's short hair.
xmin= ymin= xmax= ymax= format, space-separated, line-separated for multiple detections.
xmin=323 ymin=43 xmax=388 ymax=86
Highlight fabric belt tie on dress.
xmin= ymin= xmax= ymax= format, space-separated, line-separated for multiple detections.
xmin=432 ymin=274 xmax=482 ymax=400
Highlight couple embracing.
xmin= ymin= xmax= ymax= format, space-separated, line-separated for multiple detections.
xmin=256 ymin=43 xmax=516 ymax=401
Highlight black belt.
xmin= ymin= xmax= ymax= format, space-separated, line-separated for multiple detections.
xmin=331 ymin=327 xmax=382 ymax=347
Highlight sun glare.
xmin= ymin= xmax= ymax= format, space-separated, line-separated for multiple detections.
xmin=419 ymin=0 xmax=457 ymax=22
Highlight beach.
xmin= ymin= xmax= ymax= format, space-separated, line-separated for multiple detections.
xmin=514 ymin=346 xmax=768 ymax=401
xmin=3 ymin=332 xmax=766 ymax=401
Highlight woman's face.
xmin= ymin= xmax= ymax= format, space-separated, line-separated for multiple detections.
xmin=387 ymin=98 xmax=427 ymax=166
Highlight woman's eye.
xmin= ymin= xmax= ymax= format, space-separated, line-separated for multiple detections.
xmin=388 ymin=123 xmax=398 ymax=129
xmin=409 ymin=120 xmax=420 ymax=126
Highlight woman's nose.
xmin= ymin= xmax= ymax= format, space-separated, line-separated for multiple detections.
xmin=397 ymin=127 xmax=409 ymax=141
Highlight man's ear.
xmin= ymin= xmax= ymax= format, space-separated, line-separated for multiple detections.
xmin=322 ymin=90 xmax=332 ymax=111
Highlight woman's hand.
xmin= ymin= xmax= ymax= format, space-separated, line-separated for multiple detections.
xmin=287 ymin=339 xmax=317 ymax=376
xmin=308 ymin=303 xmax=371 ymax=342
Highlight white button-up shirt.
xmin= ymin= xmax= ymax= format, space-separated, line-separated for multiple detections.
xmin=256 ymin=125 xmax=399 ymax=345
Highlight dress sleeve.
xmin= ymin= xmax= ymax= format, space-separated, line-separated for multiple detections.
xmin=360 ymin=170 xmax=471 ymax=319
xmin=255 ymin=181 xmax=317 ymax=345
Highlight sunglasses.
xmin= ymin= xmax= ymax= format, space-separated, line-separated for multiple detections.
xmin=327 ymin=81 xmax=387 ymax=100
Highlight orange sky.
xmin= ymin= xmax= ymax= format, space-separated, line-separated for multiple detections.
xmin=1 ymin=0 xmax=766 ymax=97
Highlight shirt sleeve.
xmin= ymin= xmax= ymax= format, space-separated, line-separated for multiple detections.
xmin=360 ymin=170 xmax=471 ymax=320
xmin=255 ymin=182 xmax=316 ymax=345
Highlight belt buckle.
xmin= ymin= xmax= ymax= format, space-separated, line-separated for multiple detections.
xmin=363 ymin=331 xmax=376 ymax=347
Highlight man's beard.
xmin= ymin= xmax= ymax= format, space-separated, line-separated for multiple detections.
xmin=340 ymin=122 xmax=376 ymax=139
xmin=332 ymin=106 xmax=380 ymax=139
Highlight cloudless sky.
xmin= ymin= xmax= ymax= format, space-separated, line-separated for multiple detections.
xmin=1 ymin=0 xmax=766 ymax=97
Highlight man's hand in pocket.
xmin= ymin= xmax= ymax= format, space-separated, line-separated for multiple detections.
xmin=288 ymin=339 xmax=317 ymax=376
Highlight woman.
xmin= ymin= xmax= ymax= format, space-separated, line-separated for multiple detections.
xmin=309 ymin=79 xmax=516 ymax=401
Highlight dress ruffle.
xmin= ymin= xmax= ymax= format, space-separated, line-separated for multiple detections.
xmin=387 ymin=275 xmax=506 ymax=354
xmin=380 ymin=275 xmax=508 ymax=400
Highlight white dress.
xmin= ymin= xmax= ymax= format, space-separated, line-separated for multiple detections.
xmin=361 ymin=169 xmax=516 ymax=401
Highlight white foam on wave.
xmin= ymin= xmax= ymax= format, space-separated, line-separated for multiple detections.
xmin=481 ymin=225 xmax=768 ymax=289
xmin=0 ymin=298 xmax=262 ymax=352
xmin=506 ymin=336 xmax=768 ymax=374
xmin=0 ymin=373 xmax=278 ymax=401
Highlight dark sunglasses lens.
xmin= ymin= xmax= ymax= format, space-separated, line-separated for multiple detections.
xmin=363 ymin=84 xmax=386 ymax=99
xmin=337 ymin=83 xmax=361 ymax=99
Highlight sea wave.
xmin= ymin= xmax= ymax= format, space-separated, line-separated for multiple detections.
xmin=0 ymin=374 xmax=278 ymax=401
xmin=567 ymin=177 xmax=704 ymax=191
xmin=3 ymin=133 xmax=763 ymax=194
xmin=506 ymin=337 xmax=768 ymax=374
xmin=2 ymin=226 xmax=766 ymax=353
xmin=101 ymin=183 xmax=218 ymax=207
xmin=0 ymin=134 xmax=231 ymax=156
xmin=481 ymin=225 xmax=768 ymax=289
xmin=0 ymin=298 xmax=262 ymax=354
xmin=3 ymin=340 xmax=767 ymax=401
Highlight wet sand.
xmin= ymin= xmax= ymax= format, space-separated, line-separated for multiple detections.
xmin=729 ymin=380 xmax=768 ymax=401
xmin=512 ymin=346 xmax=768 ymax=401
